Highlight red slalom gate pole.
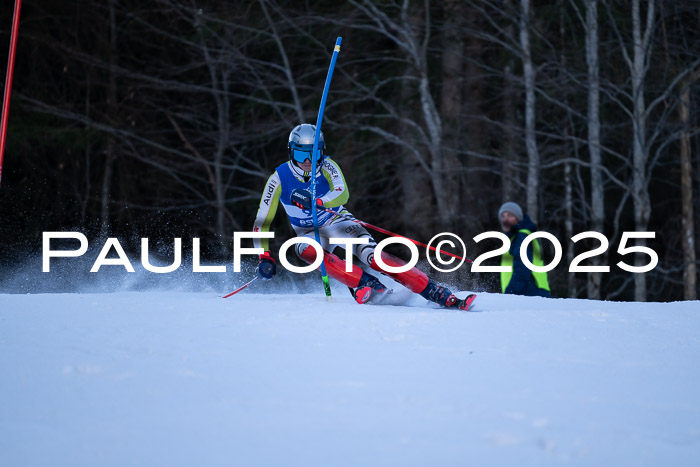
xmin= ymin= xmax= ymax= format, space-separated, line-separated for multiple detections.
xmin=222 ymin=276 xmax=258 ymax=298
xmin=0 ymin=0 xmax=22 ymax=187
xmin=319 ymin=206 xmax=472 ymax=264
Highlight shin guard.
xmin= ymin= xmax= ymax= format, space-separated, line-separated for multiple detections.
xmin=369 ymin=251 xmax=429 ymax=294
xmin=298 ymin=247 xmax=364 ymax=288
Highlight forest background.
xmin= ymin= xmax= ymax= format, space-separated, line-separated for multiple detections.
xmin=0 ymin=0 xmax=698 ymax=302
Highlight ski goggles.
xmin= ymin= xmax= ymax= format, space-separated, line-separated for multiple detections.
xmin=292 ymin=148 xmax=317 ymax=163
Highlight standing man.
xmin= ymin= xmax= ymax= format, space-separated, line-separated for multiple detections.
xmin=252 ymin=123 xmax=475 ymax=310
xmin=499 ymin=201 xmax=551 ymax=297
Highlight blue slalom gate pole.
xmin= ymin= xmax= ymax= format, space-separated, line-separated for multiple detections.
xmin=310 ymin=37 xmax=342 ymax=300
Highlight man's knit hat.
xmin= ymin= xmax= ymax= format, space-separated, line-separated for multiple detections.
xmin=498 ymin=201 xmax=523 ymax=222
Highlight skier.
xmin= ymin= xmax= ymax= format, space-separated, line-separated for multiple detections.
xmin=498 ymin=201 xmax=551 ymax=297
xmin=252 ymin=123 xmax=474 ymax=310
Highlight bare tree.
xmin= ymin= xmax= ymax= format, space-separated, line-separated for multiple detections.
xmin=519 ymin=0 xmax=540 ymax=221
xmin=628 ymin=0 xmax=655 ymax=301
xmin=679 ymin=72 xmax=698 ymax=300
xmin=340 ymin=0 xmax=455 ymax=232
xmin=584 ymin=0 xmax=603 ymax=299
xmin=439 ymin=0 xmax=464 ymax=227
xmin=608 ymin=0 xmax=700 ymax=300
xmin=501 ymin=61 xmax=519 ymax=204
xmin=101 ymin=0 xmax=119 ymax=234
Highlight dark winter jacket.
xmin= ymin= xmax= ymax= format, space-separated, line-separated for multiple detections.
xmin=502 ymin=215 xmax=551 ymax=298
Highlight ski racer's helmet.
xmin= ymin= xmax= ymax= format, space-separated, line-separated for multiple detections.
xmin=288 ymin=123 xmax=324 ymax=166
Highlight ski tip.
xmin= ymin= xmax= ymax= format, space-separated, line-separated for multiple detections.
xmin=353 ymin=286 xmax=393 ymax=305
xmin=354 ymin=286 xmax=372 ymax=304
xmin=460 ymin=294 xmax=477 ymax=311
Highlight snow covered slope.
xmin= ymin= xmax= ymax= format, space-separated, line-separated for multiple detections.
xmin=1 ymin=291 xmax=699 ymax=466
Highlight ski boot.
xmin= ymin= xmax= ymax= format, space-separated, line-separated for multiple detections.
xmin=420 ymin=280 xmax=476 ymax=311
xmin=353 ymin=272 xmax=388 ymax=304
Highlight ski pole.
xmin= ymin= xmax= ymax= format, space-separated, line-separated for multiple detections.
xmin=319 ymin=206 xmax=472 ymax=263
xmin=222 ymin=276 xmax=258 ymax=298
xmin=0 ymin=0 xmax=22 ymax=187
xmin=310 ymin=36 xmax=342 ymax=301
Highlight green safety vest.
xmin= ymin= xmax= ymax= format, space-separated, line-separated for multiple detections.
xmin=500 ymin=228 xmax=551 ymax=293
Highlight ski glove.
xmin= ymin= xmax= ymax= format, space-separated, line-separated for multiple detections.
xmin=290 ymin=188 xmax=323 ymax=210
xmin=256 ymin=251 xmax=276 ymax=280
